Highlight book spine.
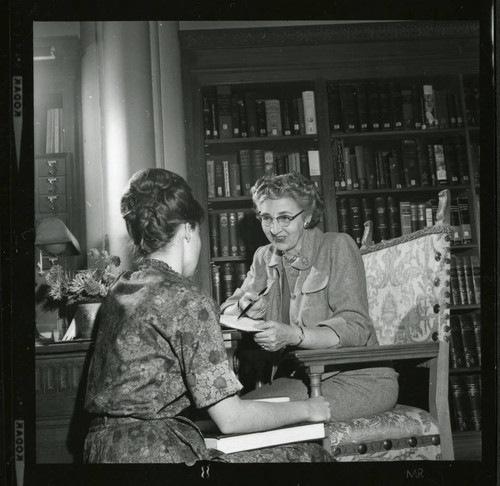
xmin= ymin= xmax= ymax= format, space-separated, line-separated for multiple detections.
xmin=354 ymin=145 xmax=367 ymax=189
xmin=291 ymin=98 xmax=301 ymax=135
xmin=217 ymin=85 xmax=233 ymax=139
xmin=211 ymin=264 xmax=221 ymax=305
xmin=281 ymin=98 xmax=293 ymax=136
xmin=449 ymin=315 xmax=466 ymax=368
xmin=244 ymin=92 xmax=258 ymax=138
xmin=235 ymin=261 xmax=249 ymax=288
xmin=470 ymin=255 xmax=481 ymax=303
xmin=206 ymin=156 xmax=216 ymax=198
xmin=422 ymin=84 xmax=437 ymax=128
xmin=214 ymin=157 xmax=225 ymax=197
xmin=410 ymin=202 xmax=419 ymax=232
xmin=364 ymin=147 xmax=377 ymax=190
xmin=251 ymin=149 xmax=265 ymax=181
xmin=236 ymin=212 xmax=247 ymax=257
xmin=355 ymin=84 xmax=369 ymax=131
xmin=340 ymin=85 xmax=358 ymax=132
xmin=361 ymin=198 xmax=373 ymax=227
xmin=237 ymin=96 xmax=248 ymax=137
xmin=435 ymin=89 xmax=449 ymax=129
xmin=302 ymin=91 xmax=317 ymax=134
xmin=415 ymin=138 xmax=431 ymax=186
xmin=388 ymin=149 xmax=403 ymax=189
xmin=443 ymin=137 xmax=459 ymax=184
xmin=239 ymin=149 xmax=253 ymax=196
xmin=455 ymin=255 xmax=468 ymax=305
xmin=449 ymin=255 xmax=460 ymax=306
xmin=218 ymin=212 xmax=230 ymax=257
xmin=464 ymin=374 xmax=481 ymax=431
xmin=449 ymin=375 xmax=469 ymax=431
xmin=349 ymin=152 xmax=359 ymax=190
xmin=265 ymin=99 xmax=282 ymax=136
xmin=457 ymin=196 xmax=472 ymax=244
xmin=450 ymin=202 xmax=463 ymax=245
xmin=228 ymin=154 xmax=242 ymax=197
xmin=399 ymin=201 xmax=412 ymax=236
xmin=297 ymin=96 xmax=306 ymax=134
xmin=209 ymin=213 xmax=220 ymax=257
xmin=379 ymin=83 xmax=392 ymax=130
xmin=426 ymin=143 xmax=437 ymax=186
xmin=328 ymin=84 xmax=343 ymax=133
xmin=454 ymin=137 xmax=469 ymax=184
xmin=264 ymin=150 xmax=275 ymax=176
xmin=434 ymin=144 xmax=448 ymax=185
xmin=387 ymin=196 xmax=401 ymax=239
xmin=417 ymin=203 xmax=426 ymax=230
xmin=401 ymin=139 xmax=420 ymax=187
xmin=374 ymin=197 xmax=388 ymax=242
xmin=458 ymin=314 xmax=479 ymax=367
xmin=222 ymin=158 xmax=231 ymax=197
xmin=256 ymin=100 xmax=268 ymax=137
xmin=307 ymin=150 xmax=321 ymax=190
xmin=231 ymin=94 xmax=240 ymax=138
xmin=202 ymin=93 xmax=212 ymax=137
xmin=337 ymin=198 xmax=350 ymax=234
xmin=470 ymin=311 xmax=481 ymax=365
xmin=343 ymin=147 xmax=353 ymax=191
xmin=368 ymin=83 xmax=381 ymax=131
xmin=411 ymin=85 xmax=423 ymax=129
xmin=401 ymin=86 xmax=414 ymax=130
xmin=463 ymin=256 xmax=476 ymax=305
xmin=221 ymin=262 xmax=235 ymax=301
xmin=300 ymin=151 xmax=310 ymax=178
xmin=349 ymin=198 xmax=363 ymax=247
xmin=228 ymin=211 xmax=239 ymax=256
xmin=276 ymin=154 xmax=287 ymax=175
xmin=389 ymin=80 xmax=403 ymax=130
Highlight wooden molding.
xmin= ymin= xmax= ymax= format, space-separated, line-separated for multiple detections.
xmin=180 ymin=21 xmax=479 ymax=50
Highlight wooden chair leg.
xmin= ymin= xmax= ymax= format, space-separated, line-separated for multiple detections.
xmin=307 ymin=367 xmax=331 ymax=454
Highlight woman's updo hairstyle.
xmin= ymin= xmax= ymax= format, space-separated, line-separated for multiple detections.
xmin=250 ymin=172 xmax=324 ymax=229
xmin=121 ymin=168 xmax=204 ymax=257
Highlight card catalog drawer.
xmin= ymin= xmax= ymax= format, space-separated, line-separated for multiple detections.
xmin=37 ymin=157 xmax=67 ymax=177
xmin=38 ymin=176 xmax=67 ymax=195
xmin=38 ymin=194 xmax=67 ymax=213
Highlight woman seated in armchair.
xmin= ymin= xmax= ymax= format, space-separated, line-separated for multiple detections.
xmin=222 ymin=172 xmax=399 ymax=422
xmin=83 ymin=168 xmax=332 ymax=464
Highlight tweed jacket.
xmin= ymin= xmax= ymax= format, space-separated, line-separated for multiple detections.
xmin=221 ymin=227 xmax=378 ymax=348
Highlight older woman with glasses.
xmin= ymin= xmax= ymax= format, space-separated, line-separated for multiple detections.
xmin=221 ymin=172 xmax=399 ymax=421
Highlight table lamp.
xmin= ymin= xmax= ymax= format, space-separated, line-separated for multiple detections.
xmin=35 ymin=218 xmax=81 ymax=344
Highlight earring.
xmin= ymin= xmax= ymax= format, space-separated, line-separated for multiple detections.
xmin=303 ymin=221 xmax=310 ymax=229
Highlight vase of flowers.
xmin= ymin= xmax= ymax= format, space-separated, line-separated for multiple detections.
xmin=44 ymin=248 xmax=120 ymax=338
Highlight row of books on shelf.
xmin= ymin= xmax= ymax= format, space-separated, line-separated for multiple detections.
xmin=450 ymin=311 xmax=481 ymax=369
xmin=203 ymin=87 xmax=317 ymax=140
xmin=337 ymin=194 xmax=473 ymax=246
xmin=449 ymin=373 xmax=481 ymax=433
xmin=39 ymin=107 xmax=65 ymax=154
xmin=206 ymin=149 xmax=321 ymax=198
xmin=327 ymin=81 xmax=480 ymax=133
xmin=450 ymin=255 xmax=480 ymax=306
xmin=211 ymin=262 xmax=250 ymax=306
xmin=332 ymin=138 xmax=480 ymax=192
xmin=209 ymin=211 xmax=249 ymax=258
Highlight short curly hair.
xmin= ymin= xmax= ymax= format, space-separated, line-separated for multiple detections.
xmin=121 ymin=168 xmax=204 ymax=257
xmin=250 ymin=172 xmax=324 ymax=228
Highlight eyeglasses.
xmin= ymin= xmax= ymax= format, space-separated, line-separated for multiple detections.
xmin=257 ymin=210 xmax=304 ymax=228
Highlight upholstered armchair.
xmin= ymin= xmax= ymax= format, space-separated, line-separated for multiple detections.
xmin=289 ymin=191 xmax=454 ymax=461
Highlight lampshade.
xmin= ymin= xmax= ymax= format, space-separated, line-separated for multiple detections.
xmin=35 ymin=218 xmax=81 ymax=256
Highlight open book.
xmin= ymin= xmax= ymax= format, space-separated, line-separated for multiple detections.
xmin=204 ymin=421 xmax=325 ymax=454
xmin=220 ymin=315 xmax=265 ymax=333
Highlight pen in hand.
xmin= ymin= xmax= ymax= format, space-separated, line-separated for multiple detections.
xmin=237 ymin=287 xmax=268 ymax=319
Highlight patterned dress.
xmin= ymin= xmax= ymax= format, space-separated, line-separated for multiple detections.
xmin=84 ymin=259 xmax=332 ymax=464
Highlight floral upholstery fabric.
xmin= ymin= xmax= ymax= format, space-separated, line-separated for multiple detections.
xmin=326 ymin=227 xmax=452 ymax=461
xmin=361 ymin=226 xmax=452 ymax=345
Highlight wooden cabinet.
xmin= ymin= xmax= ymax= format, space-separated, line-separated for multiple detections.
xmin=180 ymin=21 xmax=481 ymax=458
xmin=33 ymin=36 xmax=86 ymax=335
xmin=36 ymin=341 xmax=93 ymax=463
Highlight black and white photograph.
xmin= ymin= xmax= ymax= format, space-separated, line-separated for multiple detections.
xmin=2 ymin=4 xmax=497 ymax=486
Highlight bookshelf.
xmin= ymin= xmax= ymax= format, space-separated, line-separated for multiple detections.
xmin=180 ymin=21 xmax=481 ymax=457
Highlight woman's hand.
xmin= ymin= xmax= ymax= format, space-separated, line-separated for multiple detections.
xmin=306 ymin=396 xmax=331 ymax=422
xmin=238 ymin=291 xmax=268 ymax=319
xmin=253 ymin=320 xmax=299 ymax=352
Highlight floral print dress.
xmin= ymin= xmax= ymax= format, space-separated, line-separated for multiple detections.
xmin=84 ymin=259 xmax=332 ymax=464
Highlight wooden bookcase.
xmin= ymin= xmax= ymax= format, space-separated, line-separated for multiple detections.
xmin=180 ymin=21 xmax=481 ymax=459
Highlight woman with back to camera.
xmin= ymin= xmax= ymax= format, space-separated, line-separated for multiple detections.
xmin=222 ymin=172 xmax=398 ymax=423
xmin=83 ymin=168 xmax=331 ymax=464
